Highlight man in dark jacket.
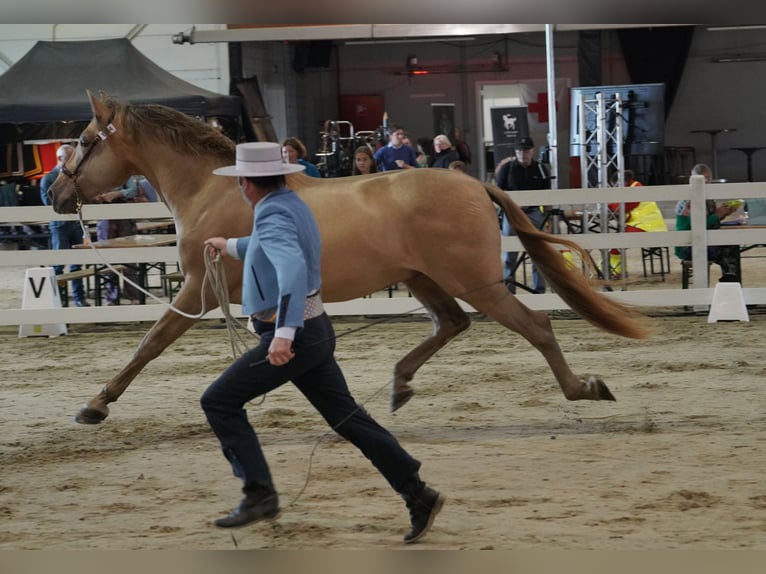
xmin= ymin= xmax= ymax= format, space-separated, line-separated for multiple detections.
xmin=495 ymin=136 xmax=550 ymax=294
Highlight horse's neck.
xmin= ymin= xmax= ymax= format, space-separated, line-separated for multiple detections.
xmin=135 ymin=145 xmax=223 ymax=218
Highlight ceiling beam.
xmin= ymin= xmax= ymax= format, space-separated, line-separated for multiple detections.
xmin=172 ymin=24 xmax=688 ymax=45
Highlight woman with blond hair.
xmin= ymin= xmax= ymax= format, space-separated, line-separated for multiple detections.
xmin=281 ymin=137 xmax=321 ymax=177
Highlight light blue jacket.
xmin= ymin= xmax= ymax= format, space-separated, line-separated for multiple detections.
xmin=227 ymin=187 xmax=322 ymax=330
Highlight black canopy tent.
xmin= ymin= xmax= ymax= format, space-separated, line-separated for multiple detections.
xmin=0 ymin=38 xmax=242 ymax=143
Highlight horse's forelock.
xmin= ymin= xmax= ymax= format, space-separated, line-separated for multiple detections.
xmin=117 ymin=101 xmax=235 ymax=162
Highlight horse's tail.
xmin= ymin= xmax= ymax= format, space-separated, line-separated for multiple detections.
xmin=484 ymin=182 xmax=651 ymax=340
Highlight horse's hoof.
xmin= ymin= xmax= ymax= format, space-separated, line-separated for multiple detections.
xmin=595 ymin=381 xmax=616 ymax=401
xmin=74 ymin=405 xmax=108 ymax=425
xmin=390 ymin=387 xmax=415 ymax=413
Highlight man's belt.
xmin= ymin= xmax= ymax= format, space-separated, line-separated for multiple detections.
xmin=251 ymin=291 xmax=323 ymax=324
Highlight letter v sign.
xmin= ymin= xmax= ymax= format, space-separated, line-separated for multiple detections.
xmin=29 ymin=275 xmax=47 ymax=298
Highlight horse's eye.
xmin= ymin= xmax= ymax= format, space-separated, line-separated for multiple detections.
xmin=79 ymin=135 xmax=90 ymax=147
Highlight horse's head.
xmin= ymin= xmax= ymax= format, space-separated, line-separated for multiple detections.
xmin=49 ymin=91 xmax=134 ymax=213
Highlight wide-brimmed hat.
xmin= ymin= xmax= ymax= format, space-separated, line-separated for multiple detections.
xmin=213 ymin=142 xmax=305 ymax=177
xmin=515 ymin=136 xmax=535 ymax=150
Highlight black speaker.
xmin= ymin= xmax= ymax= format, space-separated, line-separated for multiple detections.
xmin=292 ymin=41 xmax=333 ymax=73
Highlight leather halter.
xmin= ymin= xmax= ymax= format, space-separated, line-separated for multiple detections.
xmin=59 ymin=107 xmax=118 ymax=212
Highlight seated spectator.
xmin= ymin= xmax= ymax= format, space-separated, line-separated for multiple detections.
xmin=351 ymin=146 xmax=378 ymax=176
xmin=134 ymin=175 xmax=158 ymax=202
xmin=674 ymin=163 xmax=739 ymax=282
xmin=605 ymin=169 xmax=667 ymax=276
xmin=281 ymin=137 xmax=321 ymax=178
xmin=431 ymin=134 xmax=459 ymax=169
xmin=96 ymin=177 xmax=142 ymax=305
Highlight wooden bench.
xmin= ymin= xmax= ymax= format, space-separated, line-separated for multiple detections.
xmin=161 ymin=270 xmax=184 ymax=301
xmin=57 ymin=265 xmax=127 ymax=306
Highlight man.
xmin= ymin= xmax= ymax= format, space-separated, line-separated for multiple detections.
xmin=39 ymin=144 xmax=90 ymax=307
xmin=373 ymin=126 xmax=419 ymax=171
xmin=201 ymin=142 xmax=444 ymax=544
xmin=495 ymin=136 xmax=550 ymax=294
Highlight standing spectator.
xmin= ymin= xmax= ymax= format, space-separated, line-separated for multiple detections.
xmin=431 ymin=134 xmax=459 ymax=169
xmin=39 ymin=144 xmax=89 ymax=307
xmin=450 ymin=127 xmax=472 ymax=165
xmin=401 ymin=134 xmax=427 ymax=168
xmin=674 ymin=163 xmax=740 ymax=282
xmin=351 ymin=146 xmax=378 ymax=176
xmin=495 ymin=136 xmax=550 ymax=294
xmin=373 ymin=126 xmax=418 ymax=171
xmin=201 ymin=142 xmax=444 ymax=543
xmin=281 ymin=137 xmax=321 ymax=178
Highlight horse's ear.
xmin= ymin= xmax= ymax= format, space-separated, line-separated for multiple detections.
xmin=87 ymin=90 xmax=108 ymax=121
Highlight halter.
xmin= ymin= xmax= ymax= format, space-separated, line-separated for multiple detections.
xmin=59 ymin=108 xmax=118 ymax=212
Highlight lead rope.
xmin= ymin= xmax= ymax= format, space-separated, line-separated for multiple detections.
xmin=76 ymin=214 xmax=217 ymax=320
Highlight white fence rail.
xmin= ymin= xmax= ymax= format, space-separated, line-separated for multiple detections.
xmin=3 ymin=176 xmax=766 ymax=326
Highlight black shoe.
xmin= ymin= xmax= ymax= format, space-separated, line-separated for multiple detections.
xmin=214 ymin=493 xmax=280 ymax=528
xmin=402 ymin=483 xmax=445 ymax=544
xmin=74 ymin=298 xmax=91 ymax=307
xmin=719 ymin=274 xmax=739 ymax=283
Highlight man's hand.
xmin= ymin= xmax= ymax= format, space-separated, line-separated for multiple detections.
xmin=204 ymin=237 xmax=228 ymax=258
xmin=267 ymin=337 xmax=295 ymax=366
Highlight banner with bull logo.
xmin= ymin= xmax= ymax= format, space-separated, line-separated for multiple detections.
xmin=490 ymin=106 xmax=530 ymax=170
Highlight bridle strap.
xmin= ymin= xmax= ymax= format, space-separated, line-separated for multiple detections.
xmin=60 ymin=107 xmax=118 ymax=212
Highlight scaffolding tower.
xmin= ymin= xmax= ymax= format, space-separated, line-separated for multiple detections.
xmin=577 ymin=91 xmax=626 ymax=281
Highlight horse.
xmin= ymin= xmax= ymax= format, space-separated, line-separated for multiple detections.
xmin=49 ymin=91 xmax=650 ymax=425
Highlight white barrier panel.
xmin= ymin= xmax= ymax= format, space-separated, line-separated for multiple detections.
xmin=18 ymin=267 xmax=67 ymax=338
xmin=707 ymin=282 xmax=749 ymax=323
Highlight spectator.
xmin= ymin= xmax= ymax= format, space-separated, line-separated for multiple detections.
xmin=401 ymin=134 xmax=427 ymax=168
xmin=495 ymin=136 xmax=550 ymax=294
xmin=95 ymin=178 xmax=142 ymax=305
xmin=448 ymin=160 xmax=467 ymax=173
xmin=373 ymin=126 xmax=418 ymax=171
xmin=604 ymin=169 xmax=667 ymax=277
xmin=39 ymin=144 xmax=90 ymax=307
xmin=450 ymin=127 xmax=472 ymax=165
xmin=674 ymin=163 xmax=740 ymax=282
xmin=431 ymin=134 xmax=459 ymax=169
xmin=281 ymin=137 xmax=321 ymax=178
xmin=351 ymin=146 xmax=378 ymax=176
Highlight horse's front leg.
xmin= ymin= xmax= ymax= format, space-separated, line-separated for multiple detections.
xmin=75 ymin=280 xmax=211 ymax=424
xmin=390 ymin=274 xmax=471 ymax=412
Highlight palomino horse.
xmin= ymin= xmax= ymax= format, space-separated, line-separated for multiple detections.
xmin=50 ymin=91 xmax=649 ymax=425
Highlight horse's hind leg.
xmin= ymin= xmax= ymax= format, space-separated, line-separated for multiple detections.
xmin=466 ymin=283 xmax=616 ymax=402
xmin=75 ymin=283 xmax=209 ymax=424
xmin=390 ymin=274 xmax=472 ymax=412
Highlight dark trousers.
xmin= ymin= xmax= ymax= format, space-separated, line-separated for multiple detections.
xmin=50 ymin=220 xmax=85 ymax=301
xmin=676 ymin=245 xmax=740 ymax=278
xmin=200 ymin=313 xmax=421 ymax=494
xmin=501 ymin=208 xmax=547 ymax=293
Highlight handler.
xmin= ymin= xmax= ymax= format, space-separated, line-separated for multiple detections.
xmin=201 ymin=142 xmax=444 ymax=543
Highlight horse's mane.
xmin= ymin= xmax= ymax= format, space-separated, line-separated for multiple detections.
xmin=102 ymin=96 xmax=236 ymax=162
